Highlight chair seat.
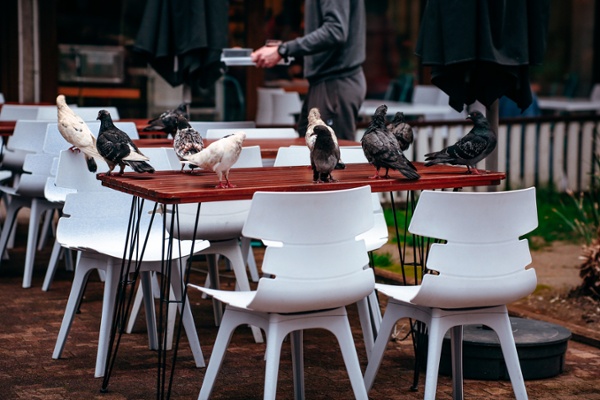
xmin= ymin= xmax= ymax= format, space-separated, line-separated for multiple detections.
xmin=375 ymin=283 xmax=421 ymax=303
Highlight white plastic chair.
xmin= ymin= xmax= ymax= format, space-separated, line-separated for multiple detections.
xmin=205 ymin=127 xmax=298 ymax=139
xmin=255 ymin=87 xmax=285 ymax=125
xmin=35 ymin=106 xmax=120 ymax=121
xmin=190 ymin=186 xmax=375 ymax=400
xmin=273 ymin=145 xmax=388 ymax=358
xmin=0 ymin=152 xmax=63 ymax=288
xmin=189 ymin=120 xmax=255 ymax=138
xmin=270 ymin=91 xmax=302 ymax=125
xmin=0 ymin=105 xmax=65 ymax=121
xmin=364 ymin=187 xmax=538 ymax=400
xmin=52 ymin=188 xmax=210 ymax=378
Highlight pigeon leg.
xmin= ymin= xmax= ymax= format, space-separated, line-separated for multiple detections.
xmin=368 ymin=167 xmax=382 ymax=180
xmin=68 ymin=146 xmax=80 ymax=153
xmin=118 ymin=164 xmax=126 ymax=175
xmin=382 ymin=168 xmax=392 ymax=179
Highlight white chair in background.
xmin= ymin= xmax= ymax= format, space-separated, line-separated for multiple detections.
xmin=0 ymin=93 xmax=5 ymax=103
xmin=35 ymin=106 xmax=120 ymax=121
xmin=52 ymin=188 xmax=209 ymax=378
xmin=205 ymin=127 xmax=298 ymax=140
xmin=0 ymin=105 xmax=65 ymax=121
xmin=190 ymin=186 xmax=375 ymax=399
xmin=189 ymin=121 xmax=255 ymax=138
xmin=364 ymin=188 xmax=538 ymax=400
xmin=0 ymin=152 xmax=63 ymax=288
xmin=255 ymin=87 xmax=285 ymax=125
xmin=272 ymin=146 xmax=387 ymax=358
xmin=270 ymin=91 xmax=302 ymax=125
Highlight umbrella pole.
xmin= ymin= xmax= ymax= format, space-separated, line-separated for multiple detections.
xmin=485 ymin=100 xmax=499 ymax=191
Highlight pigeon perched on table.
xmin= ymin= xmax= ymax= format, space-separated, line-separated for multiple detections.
xmin=171 ymin=114 xmax=204 ymax=172
xmin=305 ymin=107 xmax=345 ymax=169
xmin=142 ymin=102 xmax=189 ymax=136
xmin=424 ymin=110 xmax=497 ymax=174
xmin=56 ymin=94 xmax=102 ymax=173
xmin=387 ymin=112 xmax=414 ymax=151
xmin=182 ymin=131 xmax=246 ymax=188
xmin=361 ymin=104 xmax=420 ymax=180
xmin=96 ymin=110 xmax=155 ymax=176
xmin=310 ymin=125 xmax=341 ymax=183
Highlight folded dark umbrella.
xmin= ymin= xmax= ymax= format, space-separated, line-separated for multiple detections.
xmin=416 ymin=0 xmax=550 ymax=112
xmin=133 ymin=0 xmax=228 ymax=89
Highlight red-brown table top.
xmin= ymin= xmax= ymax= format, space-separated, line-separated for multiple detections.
xmin=97 ymin=162 xmax=505 ymax=204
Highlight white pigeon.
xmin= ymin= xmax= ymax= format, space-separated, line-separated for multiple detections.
xmin=305 ymin=107 xmax=338 ymax=151
xmin=56 ymin=94 xmax=103 ymax=172
xmin=182 ymin=131 xmax=246 ymax=188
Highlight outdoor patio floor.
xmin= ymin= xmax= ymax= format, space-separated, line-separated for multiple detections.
xmin=0 ymin=220 xmax=599 ymax=399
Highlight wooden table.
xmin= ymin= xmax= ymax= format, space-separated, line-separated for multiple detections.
xmin=97 ymin=162 xmax=504 ymax=398
xmin=98 ymin=163 xmax=504 ymax=204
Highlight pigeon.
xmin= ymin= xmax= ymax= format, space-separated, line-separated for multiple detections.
xmin=387 ymin=112 xmax=414 ymax=151
xmin=182 ymin=131 xmax=246 ymax=188
xmin=361 ymin=104 xmax=420 ymax=180
xmin=305 ymin=107 xmax=345 ymax=169
xmin=56 ymin=94 xmax=102 ymax=173
xmin=142 ymin=102 xmax=189 ymax=136
xmin=424 ymin=110 xmax=497 ymax=174
xmin=310 ymin=125 xmax=340 ymax=183
xmin=96 ymin=110 xmax=155 ymax=175
xmin=171 ymin=114 xmax=204 ymax=172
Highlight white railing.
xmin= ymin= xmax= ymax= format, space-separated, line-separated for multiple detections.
xmin=405 ymin=115 xmax=600 ymax=193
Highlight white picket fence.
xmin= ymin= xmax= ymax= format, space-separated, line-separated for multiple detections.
xmin=404 ymin=115 xmax=600 ymax=193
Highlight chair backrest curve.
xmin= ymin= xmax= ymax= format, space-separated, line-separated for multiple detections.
xmin=243 ymin=186 xmax=375 ymax=313
xmin=408 ymin=188 xmax=539 ymax=308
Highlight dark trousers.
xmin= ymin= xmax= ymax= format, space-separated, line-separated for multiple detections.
xmin=297 ymin=69 xmax=366 ymax=141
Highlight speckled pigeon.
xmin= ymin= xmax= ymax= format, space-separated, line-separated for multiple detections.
xmin=172 ymin=114 xmax=204 ymax=172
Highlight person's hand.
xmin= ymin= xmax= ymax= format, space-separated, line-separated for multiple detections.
xmin=251 ymin=45 xmax=282 ymax=68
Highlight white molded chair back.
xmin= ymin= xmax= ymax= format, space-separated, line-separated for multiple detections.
xmin=407 ymin=188 xmax=538 ymax=308
xmin=189 ymin=121 xmax=255 ymax=138
xmin=241 ymin=186 xmax=374 ymax=313
xmin=42 ymin=121 xmax=138 ymax=156
xmin=206 ymin=127 xmax=298 ymax=139
xmin=270 ymin=91 xmax=302 ymax=125
xmin=0 ymin=105 xmax=59 ymax=121
xmin=36 ymin=106 xmax=120 ymax=121
xmin=273 ymin=146 xmax=310 ymax=166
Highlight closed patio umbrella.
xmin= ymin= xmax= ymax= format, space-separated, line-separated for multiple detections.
xmin=133 ymin=0 xmax=228 ymax=90
xmin=416 ymin=0 xmax=550 ymax=113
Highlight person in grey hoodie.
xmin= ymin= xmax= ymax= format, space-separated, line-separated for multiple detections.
xmin=251 ymin=0 xmax=366 ymax=141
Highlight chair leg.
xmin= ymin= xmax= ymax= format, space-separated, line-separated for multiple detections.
xmin=23 ymin=199 xmax=57 ymax=288
xmin=356 ymin=296 xmax=375 ymax=360
xmin=42 ymin=239 xmax=63 ymax=291
xmin=290 ymin=330 xmax=305 ymax=400
xmin=0 ymin=198 xmax=26 ymax=266
xmin=450 ymin=325 xmax=464 ymax=400
xmin=198 ymin=307 xmax=264 ymax=400
xmin=53 ymin=257 xmax=103 ymax=359
xmin=486 ymin=312 xmax=528 ymax=400
xmin=95 ymin=260 xmax=121 ymax=378
xmin=424 ymin=317 xmax=452 ymax=400
xmin=363 ymin=305 xmax=401 ymax=391
xmin=139 ymin=271 xmax=158 ymax=350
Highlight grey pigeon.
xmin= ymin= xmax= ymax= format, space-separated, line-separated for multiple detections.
xmin=56 ymin=94 xmax=102 ymax=173
xmin=182 ymin=131 xmax=246 ymax=188
xmin=142 ymin=102 xmax=189 ymax=136
xmin=424 ymin=110 xmax=497 ymax=174
xmin=172 ymin=114 xmax=204 ymax=172
xmin=310 ymin=125 xmax=340 ymax=183
xmin=96 ymin=110 xmax=155 ymax=175
xmin=387 ymin=112 xmax=413 ymax=151
xmin=361 ymin=104 xmax=420 ymax=180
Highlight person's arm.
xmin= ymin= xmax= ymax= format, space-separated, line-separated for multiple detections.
xmin=252 ymin=0 xmax=351 ymax=68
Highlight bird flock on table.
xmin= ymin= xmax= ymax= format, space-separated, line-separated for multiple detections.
xmin=56 ymin=95 xmax=497 ymax=188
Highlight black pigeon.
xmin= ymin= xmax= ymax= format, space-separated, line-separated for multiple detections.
xmin=96 ymin=110 xmax=155 ymax=175
xmin=310 ymin=125 xmax=340 ymax=183
xmin=361 ymin=104 xmax=420 ymax=180
xmin=387 ymin=112 xmax=414 ymax=151
xmin=424 ymin=110 xmax=497 ymax=174
xmin=142 ymin=102 xmax=189 ymax=136
xmin=172 ymin=114 xmax=204 ymax=172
